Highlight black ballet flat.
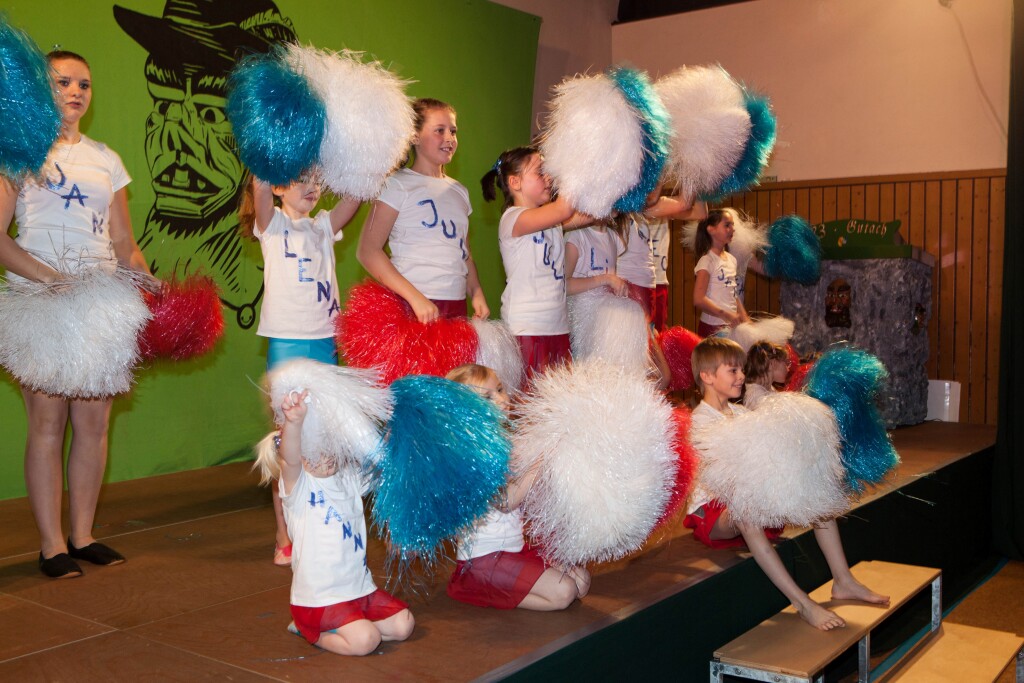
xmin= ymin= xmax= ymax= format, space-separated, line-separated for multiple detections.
xmin=67 ymin=539 xmax=125 ymax=566
xmin=39 ymin=552 xmax=83 ymax=579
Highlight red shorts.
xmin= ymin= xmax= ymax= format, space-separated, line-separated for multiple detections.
xmin=652 ymin=284 xmax=669 ymax=332
xmin=517 ymin=334 xmax=571 ymax=382
xmin=447 ymin=546 xmax=548 ymax=609
xmin=399 ymin=297 xmax=468 ymax=320
xmin=290 ymin=589 xmax=409 ymax=644
xmin=625 ymin=283 xmax=654 ymax=320
xmin=697 ymin=321 xmax=728 ymax=338
xmin=683 ymin=500 xmax=784 ymax=550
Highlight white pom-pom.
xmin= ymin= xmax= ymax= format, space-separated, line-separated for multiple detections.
xmin=471 ymin=318 xmax=525 ymax=394
xmin=540 ymin=73 xmax=643 ymax=218
xmin=691 ymin=392 xmax=848 ymax=528
xmin=655 ymin=65 xmax=751 ymax=200
xmin=729 ymin=212 xmax=767 ymax=274
xmin=515 ymin=359 xmax=677 ymax=566
xmin=268 ymin=359 xmax=392 ymax=471
xmin=285 ymin=44 xmax=415 ymax=200
xmin=568 ymin=288 xmax=650 ymax=375
xmin=0 ymin=266 xmax=150 ymax=398
xmin=680 ymin=219 xmax=698 ymax=252
xmin=729 ymin=316 xmax=795 ymax=353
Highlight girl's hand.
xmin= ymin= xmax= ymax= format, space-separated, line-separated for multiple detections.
xmin=471 ymin=289 xmax=490 ymax=320
xmin=605 ymin=273 xmax=629 ymax=297
xmin=409 ymin=294 xmax=439 ymax=324
xmin=282 ymin=390 xmax=309 ymax=423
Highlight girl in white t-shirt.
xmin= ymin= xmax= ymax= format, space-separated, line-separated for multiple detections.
xmin=742 ymin=340 xmax=790 ymax=410
xmin=693 ymin=208 xmax=750 ymax=337
xmin=445 ymin=364 xmax=590 ymax=610
xmin=564 ymin=222 xmax=628 ymax=296
xmin=254 ymin=390 xmax=414 ymax=655
xmin=357 ymin=98 xmax=488 ymax=323
xmin=481 ymin=146 xmax=589 ymax=378
xmin=239 ymin=174 xmax=360 ymax=565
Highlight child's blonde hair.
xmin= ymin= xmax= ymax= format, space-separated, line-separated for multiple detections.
xmin=446 ymin=363 xmax=497 ymax=387
xmin=744 ymin=341 xmax=789 ymax=386
xmin=689 ymin=337 xmax=746 ymax=407
xmin=252 ymin=431 xmax=282 ymax=486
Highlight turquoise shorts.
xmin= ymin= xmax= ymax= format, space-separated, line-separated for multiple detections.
xmin=266 ymin=337 xmax=337 ymax=372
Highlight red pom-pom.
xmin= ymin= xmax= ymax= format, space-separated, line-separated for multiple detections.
xmin=654 ymin=407 xmax=699 ymax=530
xmin=139 ymin=275 xmax=224 ymax=360
xmin=785 ymin=343 xmax=800 ymax=373
xmin=337 ymin=280 xmax=478 ymax=384
xmin=784 ymin=361 xmax=814 ymax=391
xmin=660 ymin=326 xmax=703 ymax=391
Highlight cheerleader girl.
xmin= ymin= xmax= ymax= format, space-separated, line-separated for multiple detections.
xmin=692 ymin=208 xmax=750 ymax=337
xmin=564 ymin=219 xmax=628 ymax=296
xmin=742 ymin=340 xmax=789 ymax=410
xmin=445 ymin=364 xmax=590 ymax=609
xmin=357 ymin=98 xmax=488 ymax=323
xmin=481 ymin=146 xmax=590 ymax=377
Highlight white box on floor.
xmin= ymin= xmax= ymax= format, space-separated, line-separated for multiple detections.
xmin=926 ymin=380 xmax=961 ymax=422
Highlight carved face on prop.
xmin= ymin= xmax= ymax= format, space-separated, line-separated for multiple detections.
xmin=114 ymin=0 xmax=297 ymax=328
xmin=825 ymin=278 xmax=852 ymax=328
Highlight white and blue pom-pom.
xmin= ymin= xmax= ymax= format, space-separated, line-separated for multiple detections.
xmin=0 ymin=266 xmax=150 ymax=397
xmin=268 ymin=359 xmax=391 ymax=472
xmin=285 ymin=44 xmax=414 ymax=200
xmin=803 ymin=346 xmax=899 ymax=493
xmin=226 ymin=49 xmax=326 ymax=186
xmin=515 ymin=359 xmax=677 ymax=566
xmin=705 ymin=89 xmax=777 ymax=201
xmin=762 ymin=215 xmax=822 ymax=285
xmin=370 ymin=375 xmax=510 ymax=559
xmin=540 ymin=72 xmax=644 ymax=218
xmin=691 ymin=392 xmax=848 ymax=528
xmin=471 ymin=318 xmax=525 ymax=395
xmin=0 ymin=15 xmax=61 ymax=179
xmin=568 ymin=287 xmax=650 ymax=375
xmin=729 ymin=316 xmax=795 ymax=354
xmin=609 ymin=66 xmax=670 ymax=214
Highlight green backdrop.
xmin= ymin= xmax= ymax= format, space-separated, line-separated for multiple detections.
xmin=0 ymin=0 xmax=539 ymax=500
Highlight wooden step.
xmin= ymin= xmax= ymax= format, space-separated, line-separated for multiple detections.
xmin=883 ymin=623 xmax=1023 ymax=682
xmin=713 ymin=561 xmax=940 ymax=681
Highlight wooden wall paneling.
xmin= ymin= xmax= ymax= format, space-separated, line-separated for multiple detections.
xmin=924 ymin=180 xmax=942 ymax=378
xmin=837 ymin=185 xmax=851 ymax=224
xmin=970 ymin=178 xmax=991 ymax=424
xmin=909 ymin=181 xmax=925 ymax=247
xmin=938 ymin=179 xmax=958 ymax=383
xmin=879 ymin=183 xmax=895 ymax=223
xmin=987 ymin=177 xmax=1005 ymax=426
xmin=954 ymin=179 xmax=973 ymax=421
xmin=796 ymin=188 xmax=810 ymax=222
xmin=894 ymin=183 xmax=911 ymax=244
xmin=809 ymin=187 xmax=823 ymax=224
xmin=852 ymin=184 xmax=866 ymax=219
xmin=866 ymin=184 xmax=880 ymax=221
xmin=823 ymin=186 xmax=838 ymax=222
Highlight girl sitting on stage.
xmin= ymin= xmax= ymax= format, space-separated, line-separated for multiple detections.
xmin=742 ymin=340 xmax=790 ymax=410
xmin=445 ymin=363 xmax=590 ymax=610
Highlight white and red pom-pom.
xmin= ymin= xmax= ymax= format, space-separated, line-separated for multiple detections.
xmin=653 ymin=407 xmax=699 ymax=530
xmin=139 ymin=275 xmax=224 ymax=361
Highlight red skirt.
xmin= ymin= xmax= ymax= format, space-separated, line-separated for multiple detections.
xmin=399 ymin=297 xmax=468 ymax=320
xmin=516 ymin=334 xmax=571 ymax=382
xmin=625 ymin=282 xmax=654 ymax=320
xmin=683 ymin=500 xmax=784 ymax=549
xmin=652 ymin=284 xmax=669 ymax=332
xmin=290 ymin=589 xmax=408 ymax=644
xmin=447 ymin=546 xmax=547 ymax=609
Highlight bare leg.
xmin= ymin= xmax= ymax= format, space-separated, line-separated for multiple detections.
xmin=22 ymin=388 xmax=70 ymax=559
xmin=316 ymin=620 xmax=382 ymax=656
xmin=517 ymin=567 xmax=585 ymax=611
xmin=374 ymin=609 xmax=415 ymax=642
xmin=814 ymin=520 xmax=889 ymax=605
xmin=737 ymin=522 xmax=845 ymax=631
xmin=708 ymin=507 xmax=741 ymax=541
xmin=272 ymin=484 xmax=291 ymax=562
xmin=66 ymin=397 xmax=113 ymax=548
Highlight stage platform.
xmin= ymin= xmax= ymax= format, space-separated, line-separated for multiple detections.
xmin=0 ymin=422 xmax=998 ymax=681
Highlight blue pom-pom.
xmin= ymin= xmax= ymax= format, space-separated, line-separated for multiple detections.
xmin=610 ymin=66 xmax=670 ymax=214
xmin=226 ymin=50 xmax=325 ymax=186
xmin=803 ymin=346 xmax=899 ymax=493
xmin=762 ymin=215 xmax=822 ymax=284
xmin=369 ymin=375 xmax=511 ymax=559
xmin=703 ymin=90 xmax=777 ymax=201
xmin=0 ymin=15 xmax=61 ymax=178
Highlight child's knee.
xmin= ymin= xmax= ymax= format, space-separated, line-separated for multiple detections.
xmin=548 ymin=571 xmax=582 ymax=609
xmin=388 ymin=609 xmax=415 ymax=641
xmin=326 ymin=622 xmax=381 ymax=656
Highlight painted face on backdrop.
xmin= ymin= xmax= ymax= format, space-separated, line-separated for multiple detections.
xmin=114 ymin=0 xmax=297 ymax=328
xmin=825 ymin=278 xmax=852 ymax=328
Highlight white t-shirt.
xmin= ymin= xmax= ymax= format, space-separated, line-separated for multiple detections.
xmin=650 ymin=219 xmax=670 ymax=286
xmin=694 ymin=250 xmax=740 ymax=326
xmin=14 ymin=136 xmax=130 ymax=274
xmin=456 ymin=507 xmax=526 ymax=561
xmin=280 ymin=468 xmax=377 ymax=608
xmin=498 ymin=206 xmax=568 ymax=336
xmin=565 ymin=226 xmax=619 ymax=279
xmin=687 ymin=401 xmax=748 ymax=514
xmin=378 ymin=168 xmax=471 ymax=300
xmin=616 ymin=218 xmax=657 ymax=288
xmin=743 ymin=382 xmax=772 ymax=410
xmin=255 ymin=208 xmax=341 ymax=339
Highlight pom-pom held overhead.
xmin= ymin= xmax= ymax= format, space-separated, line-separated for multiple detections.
xmin=268 ymin=359 xmax=392 ymax=472
xmin=704 ymin=89 xmax=777 ymax=201
xmin=471 ymin=318 xmax=525 ymax=394
xmin=139 ymin=275 xmax=224 ymax=361
xmin=285 ymin=44 xmax=414 ymax=200
xmin=226 ymin=50 xmax=326 ymax=186
xmin=0 ymin=266 xmax=151 ymax=398
xmin=540 ymin=72 xmax=644 ymax=218
xmin=803 ymin=346 xmax=899 ymax=492
xmin=0 ymin=15 xmax=61 ymax=179
xmin=691 ymin=392 xmax=849 ymax=528
xmin=514 ymin=360 xmax=678 ymax=566
xmin=762 ymin=215 xmax=822 ymax=285
xmin=655 ymin=65 xmax=751 ymax=201
xmin=728 ymin=211 xmax=768 ymax=273
xmin=660 ymin=325 xmax=702 ymax=392
xmin=609 ymin=66 xmax=671 ymax=214
xmin=729 ymin=316 xmax=795 ymax=354
xmin=337 ymin=280 xmax=478 ymax=384
xmin=568 ymin=288 xmax=650 ymax=375
xmin=369 ymin=375 xmax=510 ymax=559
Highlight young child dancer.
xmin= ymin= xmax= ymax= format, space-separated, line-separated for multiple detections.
xmin=240 ymin=175 xmax=361 ymax=565
xmin=742 ymin=340 xmax=790 ymax=410
xmin=684 ymin=338 xmax=889 ymax=631
xmin=357 ymin=98 xmax=488 ymax=323
xmin=692 ymin=209 xmax=749 ymax=337
xmin=255 ymin=390 xmax=414 ymax=655
xmin=481 ymin=146 xmax=589 ymax=377
xmin=564 ymin=221 xmax=628 ymax=296
xmin=445 ymin=364 xmax=590 ymax=610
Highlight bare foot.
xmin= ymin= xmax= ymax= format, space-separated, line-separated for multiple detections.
xmin=797 ymin=600 xmax=846 ymax=631
xmin=832 ymin=577 xmax=890 ymax=605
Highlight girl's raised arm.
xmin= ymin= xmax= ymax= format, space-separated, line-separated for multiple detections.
xmin=510 ymin=195 xmax=576 ymax=238
xmin=328 ymin=196 xmax=362 ymax=235
xmin=277 ymin=390 xmax=308 ymax=496
xmin=253 ymin=178 xmax=276 ymax=235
